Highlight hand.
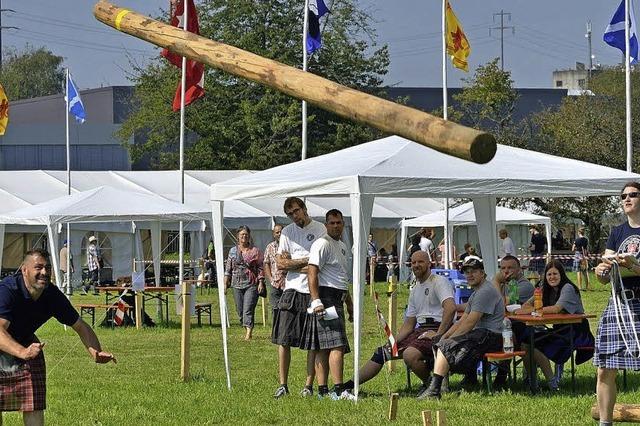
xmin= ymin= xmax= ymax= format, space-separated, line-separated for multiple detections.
xmin=257 ymin=282 xmax=265 ymax=294
xmin=493 ymin=270 xmax=505 ymax=284
xmin=617 ymin=254 xmax=639 ymax=270
xmin=595 ymin=261 xmax=611 ymax=277
xmin=417 ymin=330 xmax=437 ymax=340
xmin=313 ymin=304 xmax=326 ymax=317
xmin=94 ymin=351 xmax=116 ymax=364
xmin=21 ymin=342 xmax=44 ymax=360
xmin=280 ymin=251 xmax=291 ymax=260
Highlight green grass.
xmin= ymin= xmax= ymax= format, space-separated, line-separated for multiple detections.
xmin=2 ymin=273 xmax=639 ymax=425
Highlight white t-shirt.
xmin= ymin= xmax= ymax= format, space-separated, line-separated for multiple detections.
xmin=405 ymin=274 xmax=454 ymax=324
xmin=308 ymin=235 xmax=350 ymax=290
xmin=419 ymin=237 xmax=434 ymax=260
xmin=278 ymin=219 xmax=327 ymax=293
xmin=500 ymin=236 xmax=516 ymax=257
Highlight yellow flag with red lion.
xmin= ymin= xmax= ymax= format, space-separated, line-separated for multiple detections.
xmin=445 ymin=0 xmax=471 ymax=72
xmin=0 ymin=84 xmax=8 ymax=135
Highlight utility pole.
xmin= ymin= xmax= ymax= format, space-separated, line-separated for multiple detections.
xmin=490 ymin=10 xmax=515 ymax=71
xmin=585 ymin=21 xmax=593 ymax=84
xmin=0 ymin=1 xmax=18 ymax=73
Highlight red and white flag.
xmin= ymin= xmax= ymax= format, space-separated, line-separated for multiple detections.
xmin=161 ymin=0 xmax=205 ymax=111
xmin=113 ymin=298 xmax=128 ymax=326
xmin=373 ymin=292 xmax=398 ymax=357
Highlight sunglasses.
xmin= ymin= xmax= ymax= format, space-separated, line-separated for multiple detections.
xmin=620 ymin=192 xmax=640 ymax=200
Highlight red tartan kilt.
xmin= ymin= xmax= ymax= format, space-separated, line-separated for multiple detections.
xmin=0 ymin=351 xmax=46 ymax=412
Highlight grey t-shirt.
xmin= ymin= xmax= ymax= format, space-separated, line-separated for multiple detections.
xmin=465 ymin=279 xmax=505 ymax=333
xmin=501 ymin=275 xmax=535 ymax=304
xmin=555 ymin=284 xmax=584 ymax=314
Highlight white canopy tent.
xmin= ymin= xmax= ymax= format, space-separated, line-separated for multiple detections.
xmin=211 ymin=135 xmax=640 ymax=398
xmin=398 ymin=202 xmax=552 ymax=281
xmin=0 ymin=186 xmax=209 ymax=286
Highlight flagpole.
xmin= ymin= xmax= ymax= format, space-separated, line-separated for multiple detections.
xmin=302 ymin=0 xmax=310 ymax=160
xmin=442 ymin=0 xmax=451 ymax=268
xmin=179 ymin=0 xmax=190 ymax=382
xmin=625 ymin=0 xmax=632 ymax=172
xmin=65 ymin=69 xmax=72 ymax=297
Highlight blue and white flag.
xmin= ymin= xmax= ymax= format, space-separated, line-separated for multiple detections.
xmin=307 ymin=0 xmax=329 ymax=54
xmin=66 ymin=74 xmax=86 ymax=123
xmin=604 ymin=0 xmax=639 ymax=64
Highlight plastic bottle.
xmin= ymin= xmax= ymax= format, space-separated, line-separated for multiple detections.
xmin=508 ymin=279 xmax=519 ymax=305
xmin=533 ymin=286 xmax=543 ymax=316
xmin=502 ymin=317 xmax=514 ymax=353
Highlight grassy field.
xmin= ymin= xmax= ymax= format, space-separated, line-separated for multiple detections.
xmin=2 ymin=272 xmax=639 ymax=425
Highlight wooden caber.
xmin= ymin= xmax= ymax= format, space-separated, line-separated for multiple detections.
xmin=93 ymin=1 xmax=496 ymax=164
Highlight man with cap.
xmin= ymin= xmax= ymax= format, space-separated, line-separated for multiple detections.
xmin=423 ymin=257 xmax=505 ymax=398
xmin=85 ymin=235 xmax=100 ymax=295
xmin=59 ymin=240 xmax=74 ymax=296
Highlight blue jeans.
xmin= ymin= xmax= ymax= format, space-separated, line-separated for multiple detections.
xmin=233 ymin=286 xmax=259 ymax=328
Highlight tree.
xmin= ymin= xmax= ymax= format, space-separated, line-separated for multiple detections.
xmin=117 ymin=0 xmax=390 ymax=170
xmin=0 ymin=45 xmax=65 ymax=100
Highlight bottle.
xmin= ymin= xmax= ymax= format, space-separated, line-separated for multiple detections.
xmin=508 ymin=279 xmax=519 ymax=305
xmin=533 ymin=286 xmax=543 ymax=316
xmin=502 ymin=318 xmax=514 ymax=353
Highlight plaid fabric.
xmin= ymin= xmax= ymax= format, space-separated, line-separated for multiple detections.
xmin=398 ymin=323 xmax=440 ymax=359
xmin=0 ymin=351 xmax=46 ymax=412
xmin=436 ymin=328 xmax=502 ymax=373
xmin=87 ymin=244 xmax=99 ymax=272
xmin=594 ymin=298 xmax=640 ymax=370
xmin=264 ymin=241 xmax=286 ymax=290
xmin=271 ymin=290 xmax=311 ymax=347
xmin=299 ymin=287 xmax=350 ymax=352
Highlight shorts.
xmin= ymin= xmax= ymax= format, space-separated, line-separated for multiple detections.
xmin=0 ymin=350 xmax=46 ymax=412
xmin=271 ymin=289 xmax=311 ymax=347
xmin=300 ymin=287 xmax=350 ymax=352
xmin=436 ymin=328 xmax=502 ymax=373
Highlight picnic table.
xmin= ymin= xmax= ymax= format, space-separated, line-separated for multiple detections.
xmin=97 ymin=286 xmax=174 ymax=326
xmin=507 ymin=313 xmax=596 ymax=393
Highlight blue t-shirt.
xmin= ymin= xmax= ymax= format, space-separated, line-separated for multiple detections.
xmin=0 ymin=273 xmax=79 ymax=346
xmin=606 ymin=222 xmax=640 ymax=288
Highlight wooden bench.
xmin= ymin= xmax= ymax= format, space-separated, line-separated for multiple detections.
xmin=76 ymin=303 xmax=131 ymax=327
xmin=482 ymin=350 xmax=527 ymax=393
xmin=195 ymin=302 xmax=212 ymax=326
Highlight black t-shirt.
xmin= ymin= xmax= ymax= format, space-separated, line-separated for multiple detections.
xmin=574 ymin=236 xmax=588 ymax=252
xmin=606 ymin=222 xmax=640 ymax=288
xmin=530 ymin=233 xmax=546 ymax=253
xmin=0 ymin=273 xmax=79 ymax=346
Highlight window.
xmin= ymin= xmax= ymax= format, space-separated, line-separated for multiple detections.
xmin=578 ymin=79 xmax=586 ymax=88
xmin=555 ymin=80 xmax=563 ymax=87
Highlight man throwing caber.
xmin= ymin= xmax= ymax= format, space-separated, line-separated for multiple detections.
xmin=272 ymin=197 xmax=326 ymax=398
xmin=0 ymin=250 xmax=115 ymax=426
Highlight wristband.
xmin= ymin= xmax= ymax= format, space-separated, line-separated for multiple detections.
xmin=310 ymin=299 xmax=323 ymax=310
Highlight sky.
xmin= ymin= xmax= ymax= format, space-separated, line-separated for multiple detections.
xmin=0 ymin=0 xmax=630 ymax=91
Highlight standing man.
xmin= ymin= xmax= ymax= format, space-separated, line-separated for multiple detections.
xmin=498 ymin=229 xmax=516 ymax=258
xmin=528 ymin=226 xmax=547 ymax=275
xmin=85 ymin=235 xmax=100 ymax=295
xmin=423 ymin=257 xmax=504 ymax=399
xmin=572 ymin=228 xmax=590 ymax=291
xmin=0 ymin=250 xmax=115 ymax=425
xmin=419 ymin=228 xmax=435 ymax=262
xmin=264 ymin=224 xmax=285 ymax=318
xmin=302 ymin=209 xmax=355 ymax=400
xmin=272 ymin=197 xmax=326 ymax=398
xmin=59 ymin=240 xmax=74 ymax=296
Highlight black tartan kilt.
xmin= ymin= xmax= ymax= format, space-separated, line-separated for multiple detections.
xmin=271 ymin=289 xmax=311 ymax=347
xmin=436 ymin=328 xmax=502 ymax=373
xmin=299 ymin=287 xmax=350 ymax=352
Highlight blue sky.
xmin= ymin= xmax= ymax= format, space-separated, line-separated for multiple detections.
xmin=1 ymin=0 xmax=630 ymax=90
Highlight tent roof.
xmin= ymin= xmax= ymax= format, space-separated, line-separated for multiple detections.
xmin=402 ymin=202 xmax=550 ymax=227
xmin=211 ymin=136 xmax=640 ymax=200
xmin=0 ymin=186 xmax=209 ymax=226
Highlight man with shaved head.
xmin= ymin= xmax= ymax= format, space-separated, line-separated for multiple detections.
xmin=344 ymin=250 xmax=456 ymax=397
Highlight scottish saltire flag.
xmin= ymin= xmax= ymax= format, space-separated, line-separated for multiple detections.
xmin=307 ymin=0 xmax=329 ymax=54
xmin=604 ymin=0 xmax=639 ymax=64
xmin=66 ymin=74 xmax=86 ymax=123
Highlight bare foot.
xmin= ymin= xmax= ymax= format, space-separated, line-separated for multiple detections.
xmin=244 ymin=328 xmax=252 ymax=340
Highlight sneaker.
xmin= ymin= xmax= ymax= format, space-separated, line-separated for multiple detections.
xmin=326 ymin=391 xmax=340 ymax=401
xmin=339 ymin=389 xmax=357 ymax=401
xmin=273 ymin=385 xmax=289 ymax=399
xmin=300 ymin=386 xmax=313 ymax=397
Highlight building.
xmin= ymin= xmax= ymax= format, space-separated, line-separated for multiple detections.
xmin=0 ymin=86 xmax=134 ymax=170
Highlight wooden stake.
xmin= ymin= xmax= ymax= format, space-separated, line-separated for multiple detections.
xmin=370 ymin=257 xmax=376 ymax=298
xmin=591 ymin=403 xmax=640 ymax=422
xmin=134 ymin=292 xmax=143 ymax=330
xmin=436 ymin=411 xmax=447 ymax=426
xmin=422 ymin=411 xmax=432 ymax=426
xmin=93 ymin=1 xmax=497 ymax=164
xmin=388 ymin=393 xmax=399 ymax=421
xmin=261 ymin=297 xmax=266 ymax=327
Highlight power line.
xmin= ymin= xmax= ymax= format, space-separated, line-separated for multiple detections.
xmin=490 ymin=10 xmax=515 ymax=70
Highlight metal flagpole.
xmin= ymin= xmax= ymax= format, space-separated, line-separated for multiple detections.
xmin=442 ymin=0 xmax=451 ymax=268
xmin=65 ymin=69 xmax=72 ymax=297
xmin=179 ymin=0 xmax=190 ymax=382
xmin=301 ymin=0 xmax=310 ymax=160
xmin=625 ymin=0 xmax=632 ymax=172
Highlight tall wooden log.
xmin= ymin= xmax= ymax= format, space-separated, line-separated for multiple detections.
xmin=591 ymin=404 xmax=640 ymax=422
xmin=93 ymin=1 xmax=497 ymax=164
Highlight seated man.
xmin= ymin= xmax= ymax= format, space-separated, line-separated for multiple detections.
xmin=344 ymin=250 xmax=456 ymax=397
xmin=423 ymin=257 xmax=505 ymax=399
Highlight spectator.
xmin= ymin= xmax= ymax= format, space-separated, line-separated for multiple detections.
xmin=498 ymin=229 xmax=516 ymax=258
xmin=59 ymin=240 xmax=74 ymax=296
xmin=344 ymin=250 xmax=456 ymax=397
xmin=84 ymin=235 xmax=100 ymax=295
xmin=493 ymin=255 xmax=535 ymax=305
xmin=528 ymin=226 xmax=547 ymax=275
xmin=419 ymin=228 xmax=435 ymax=262
xmin=572 ymin=228 xmax=590 ymax=291
xmin=459 ymin=243 xmax=473 ymax=262
xmin=264 ymin=224 xmax=285 ymax=317
xmin=515 ymin=260 xmax=594 ymax=390
xmin=367 ymin=234 xmax=377 ymax=258
xmin=224 ymin=226 xmax=265 ymax=341
xmin=409 ymin=235 xmax=422 ymax=258
xmin=422 ymin=257 xmax=504 ymax=399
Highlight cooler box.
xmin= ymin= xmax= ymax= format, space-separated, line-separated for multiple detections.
xmin=431 ymin=268 xmax=466 ymax=281
xmin=454 ymin=282 xmax=473 ymax=304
